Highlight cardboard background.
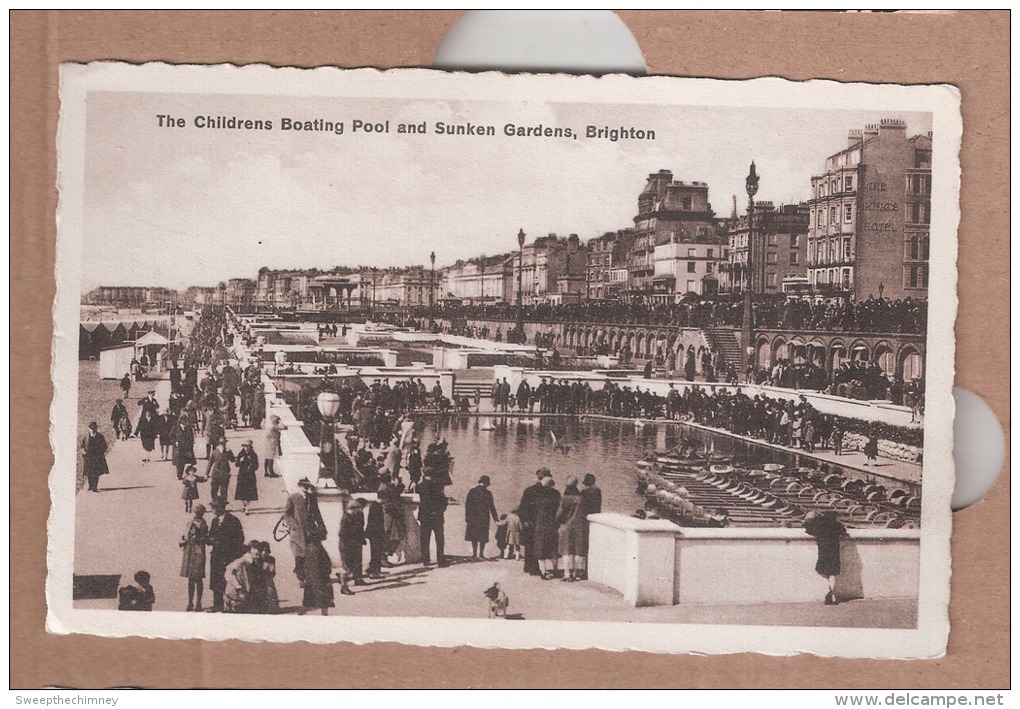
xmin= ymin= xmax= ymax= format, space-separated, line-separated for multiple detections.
xmin=10 ymin=10 xmax=1008 ymax=688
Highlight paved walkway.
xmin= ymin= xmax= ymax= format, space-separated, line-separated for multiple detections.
xmin=72 ymin=366 xmax=916 ymax=629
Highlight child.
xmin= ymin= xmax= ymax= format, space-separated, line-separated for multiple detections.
xmin=494 ymin=513 xmax=509 ymax=559
xmin=256 ymin=541 xmax=280 ymax=614
xmin=181 ymin=464 xmax=206 ymax=513
xmin=118 ymin=570 xmax=155 ymax=611
xmin=505 ymin=509 xmax=522 ymax=560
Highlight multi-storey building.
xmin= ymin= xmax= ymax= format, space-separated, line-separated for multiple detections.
xmin=372 ymin=267 xmax=441 ymax=308
xmin=651 ymin=239 xmax=727 ymax=301
xmin=224 ymin=278 xmax=256 ymax=310
xmin=586 ymin=229 xmax=635 ymax=301
xmin=510 ymin=233 xmax=587 ymax=305
xmin=443 ymin=254 xmax=511 ymax=305
xmin=720 ymin=202 xmax=810 ymax=295
xmin=806 ymin=119 xmax=932 ymax=301
xmin=82 ymin=286 xmax=178 ymax=309
xmin=627 ymin=170 xmax=720 ymax=301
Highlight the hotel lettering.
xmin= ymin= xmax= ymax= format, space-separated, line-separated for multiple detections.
xmin=863 ymin=178 xmax=896 ymax=231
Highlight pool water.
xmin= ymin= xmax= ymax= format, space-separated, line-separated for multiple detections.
xmin=412 ymin=415 xmax=875 ymax=521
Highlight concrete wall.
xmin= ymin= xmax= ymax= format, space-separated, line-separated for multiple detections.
xmin=587 ymin=513 xmax=920 ymax=607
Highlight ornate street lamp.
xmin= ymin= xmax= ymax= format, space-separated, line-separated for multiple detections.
xmin=740 ymin=161 xmax=759 ymax=379
xmin=429 ymin=251 xmax=436 ymax=331
xmin=517 ymin=228 xmax=526 ymax=342
xmin=316 ymin=390 xmax=341 ymax=487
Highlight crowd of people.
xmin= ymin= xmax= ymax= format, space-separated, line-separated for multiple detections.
xmin=427 ymin=294 xmax=926 ymax=335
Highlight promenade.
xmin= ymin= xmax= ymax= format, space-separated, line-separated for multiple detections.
xmin=71 ymin=363 xmax=916 ymax=629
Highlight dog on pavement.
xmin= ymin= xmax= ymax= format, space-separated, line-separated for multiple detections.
xmin=484 ymin=582 xmax=509 ymax=618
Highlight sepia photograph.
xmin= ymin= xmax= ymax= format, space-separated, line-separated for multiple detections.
xmin=50 ymin=63 xmax=960 ymax=657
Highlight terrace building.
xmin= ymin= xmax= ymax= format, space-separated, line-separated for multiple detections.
xmin=806 ymin=119 xmax=932 ymax=301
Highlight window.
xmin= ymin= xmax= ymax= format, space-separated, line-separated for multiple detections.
xmin=817 ymin=210 xmax=825 ymax=226
xmin=707 ymin=248 xmax=714 ymax=258
xmin=687 ymin=248 xmax=696 ymax=257
xmin=790 ymin=233 xmax=799 ymax=248
xmin=844 ymin=204 xmax=853 ymax=223
xmin=706 ymin=262 xmax=714 ymax=275
xmin=766 ymin=253 xmax=778 ymax=265
xmin=905 ymin=265 xmax=928 ymax=289
xmin=686 ymin=280 xmax=696 ymax=293
xmin=682 ymin=195 xmax=692 ymax=210
xmin=767 ymin=273 xmax=777 ymax=287
xmin=790 ymin=251 xmax=799 ymax=265
xmin=844 ymin=175 xmax=854 ymax=192
xmin=830 ymin=206 xmax=837 ymax=225
xmin=687 ymin=262 xmax=696 ymax=273
xmin=768 ymin=233 xmax=778 ymax=245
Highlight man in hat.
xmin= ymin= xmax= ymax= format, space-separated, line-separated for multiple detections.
xmin=416 ymin=471 xmax=448 ymax=567
xmin=464 ymin=475 xmax=499 ymax=559
xmin=337 ymin=497 xmax=368 ymax=595
xmin=283 ymin=477 xmax=326 ymax=587
xmin=139 ymin=389 xmax=160 ymax=418
xmin=206 ymin=436 xmax=236 ymax=504
xmin=80 ymin=421 xmax=109 ymax=492
xmin=578 ymin=473 xmax=602 ymax=580
xmin=517 ymin=468 xmax=550 ymax=575
xmin=207 ymin=499 xmax=245 ymax=612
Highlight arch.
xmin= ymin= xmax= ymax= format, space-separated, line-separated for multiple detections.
xmin=872 ymin=340 xmax=895 ymax=375
xmin=771 ymin=336 xmax=788 ymax=362
xmin=645 ymin=332 xmax=655 ymax=358
xmin=828 ymin=339 xmax=847 ymax=372
xmin=756 ymin=336 xmax=771 ymax=368
xmin=849 ymin=338 xmax=870 ymax=363
xmin=896 ymin=343 xmax=924 ymax=380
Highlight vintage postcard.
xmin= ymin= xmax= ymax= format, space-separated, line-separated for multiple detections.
xmin=50 ymin=63 xmax=960 ymax=657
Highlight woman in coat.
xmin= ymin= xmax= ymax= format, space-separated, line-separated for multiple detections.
xmin=533 ymin=476 xmax=562 ymax=579
xmin=135 ymin=409 xmax=158 ymax=463
xmin=464 ymin=476 xmax=499 ymax=559
xmin=179 ymin=503 xmax=208 ymax=612
xmin=556 ymin=477 xmax=586 ymax=582
xmin=263 ymin=415 xmax=287 ymax=478
xmin=804 ymin=510 xmax=848 ymax=605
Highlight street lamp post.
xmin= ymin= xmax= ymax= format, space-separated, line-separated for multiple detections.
xmin=316 ymin=390 xmax=341 ymax=488
xmin=516 ymin=229 xmax=526 ymax=343
xmin=741 ymin=161 xmax=759 ymax=379
xmin=429 ymin=251 xmax=436 ymax=331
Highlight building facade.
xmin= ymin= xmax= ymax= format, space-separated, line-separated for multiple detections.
xmin=586 ymin=229 xmax=635 ymax=301
xmin=720 ymin=202 xmax=809 ymax=296
xmin=510 ymin=233 xmax=587 ymax=305
xmin=627 ymin=170 xmax=720 ymax=301
xmin=806 ymin=119 xmax=932 ymax=301
xmin=443 ymin=254 xmax=511 ymax=305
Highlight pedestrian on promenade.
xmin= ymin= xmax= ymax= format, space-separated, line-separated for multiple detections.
xmin=494 ymin=514 xmax=509 ymax=559
xmin=338 ymin=497 xmax=368 ymax=594
xmin=254 ymin=541 xmax=280 ymax=614
xmin=206 ymin=436 xmax=235 ymax=504
xmin=804 ymin=510 xmax=848 ymax=605
xmin=207 ymin=499 xmax=245 ymax=613
xmin=518 ymin=469 xmax=548 ymax=576
xmin=579 ymin=473 xmax=602 ymax=579
xmin=264 ymin=415 xmax=287 ymax=478
xmin=120 ymin=373 xmax=132 ymax=400
xmin=180 ymin=464 xmax=206 ymax=513
xmin=300 ymin=534 xmax=335 ymax=615
xmin=224 ymin=540 xmax=263 ymax=613
xmin=556 ymin=477 xmax=586 ymax=582
xmin=110 ymin=399 xmax=129 ymax=435
xmin=157 ymin=412 xmax=173 ymax=461
xmin=171 ymin=415 xmax=197 ymax=480
xmin=417 ymin=471 xmax=448 ymax=567
xmin=80 ymin=421 xmax=109 ymax=493
xmin=283 ymin=477 xmax=327 ymax=587
xmin=832 ymin=420 xmax=845 ymax=456
xmin=234 ymin=440 xmax=259 ymax=515
xmin=504 ymin=509 xmax=522 ymax=560
xmin=135 ymin=409 xmax=158 ymax=463
xmin=534 ymin=475 xmax=562 ymax=580
xmin=179 ymin=502 xmax=208 ymax=611
xmin=364 ymin=488 xmax=387 ymax=579
xmin=464 ymin=475 xmax=499 ymax=560
xmin=117 ymin=571 xmax=155 ymax=611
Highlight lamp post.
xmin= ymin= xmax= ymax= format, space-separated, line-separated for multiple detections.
xmin=740 ymin=161 xmax=759 ymax=378
xmin=479 ymin=260 xmax=486 ymax=305
xmin=316 ymin=390 xmax=341 ymax=487
xmin=516 ymin=228 xmax=526 ymax=343
xmin=429 ymin=251 xmax=436 ymax=331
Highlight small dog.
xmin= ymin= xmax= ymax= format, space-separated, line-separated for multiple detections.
xmin=484 ymin=582 xmax=509 ymax=619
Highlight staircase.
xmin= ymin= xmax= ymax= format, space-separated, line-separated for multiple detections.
xmin=703 ymin=326 xmax=743 ymax=372
xmin=453 ymin=381 xmax=492 ymax=402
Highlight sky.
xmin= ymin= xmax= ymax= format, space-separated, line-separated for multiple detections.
xmin=80 ymin=90 xmax=931 ymax=292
